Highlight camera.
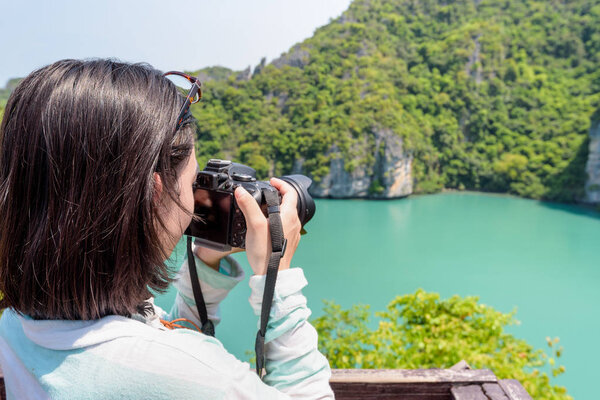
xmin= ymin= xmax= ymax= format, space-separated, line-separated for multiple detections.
xmin=185 ymin=159 xmax=316 ymax=251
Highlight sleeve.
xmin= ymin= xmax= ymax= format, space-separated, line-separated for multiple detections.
xmin=247 ymin=268 xmax=334 ymax=399
xmin=164 ymin=247 xmax=245 ymax=326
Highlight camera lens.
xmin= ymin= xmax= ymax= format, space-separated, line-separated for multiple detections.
xmin=279 ymin=175 xmax=315 ymax=226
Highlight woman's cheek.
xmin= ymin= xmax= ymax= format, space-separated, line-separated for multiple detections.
xmin=181 ymin=187 xmax=195 ymax=228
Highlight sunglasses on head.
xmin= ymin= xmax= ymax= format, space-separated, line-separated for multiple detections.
xmin=163 ymin=71 xmax=202 ymax=131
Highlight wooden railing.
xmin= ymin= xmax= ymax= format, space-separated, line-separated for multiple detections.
xmin=330 ymin=361 xmax=532 ymax=400
xmin=0 ymin=361 xmax=532 ymax=399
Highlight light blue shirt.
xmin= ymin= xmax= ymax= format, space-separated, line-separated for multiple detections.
xmin=0 ymin=252 xmax=334 ymax=399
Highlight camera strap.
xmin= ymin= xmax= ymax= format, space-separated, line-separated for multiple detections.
xmin=186 ymin=236 xmax=215 ymax=337
xmin=255 ymin=188 xmax=287 ymax=377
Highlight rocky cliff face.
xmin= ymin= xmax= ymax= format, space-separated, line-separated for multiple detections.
xmin=271 ymin=44 xmax=311 ymax=69
xmin=309 ymin=129 xmax=413 ymax=198
xmin=584 ymin=122 xmax=600 ymax=204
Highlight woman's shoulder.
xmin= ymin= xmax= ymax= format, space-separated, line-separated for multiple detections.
xmin=0 ymin=307 xmax=230 ymax=366
xmin=0 ymin=308 xmax=256 ymax=398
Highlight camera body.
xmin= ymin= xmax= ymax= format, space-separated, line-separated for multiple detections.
xmin=185 ymin=159 xmax=315 ymax=251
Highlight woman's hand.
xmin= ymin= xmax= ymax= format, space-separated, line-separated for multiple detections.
xmin=234 ymin=178 xmax=301 ymax=275
xmin=194 ymin=246 xmax=242 ymax=271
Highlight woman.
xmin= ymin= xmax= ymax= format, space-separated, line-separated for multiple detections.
xmin=0 ymin=59 xmax=333 ymax=399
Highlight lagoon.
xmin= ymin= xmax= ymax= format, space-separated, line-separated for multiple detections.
xmin=155 ymin=192 xmax=600 ymax=399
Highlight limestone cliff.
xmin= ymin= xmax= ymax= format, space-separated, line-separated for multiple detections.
xmin=584 ymin=122 xmax=600 ymax=204
xmin=271 ymin=44 xmax=310 ymax=69
xmin=309 ymin=129 xmax=413 ymax=198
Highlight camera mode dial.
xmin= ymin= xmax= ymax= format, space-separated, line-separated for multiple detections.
xmin=207 ymin=159 xmax=232 ymax=171
xmin=232 ymin=173 xmax=256 ymax=182
xmin=208 ymin=159 xmax=231 ymax=167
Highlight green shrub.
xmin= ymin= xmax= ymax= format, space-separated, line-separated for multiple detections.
xmin=313 ymin=289 xmax=571 ymax=400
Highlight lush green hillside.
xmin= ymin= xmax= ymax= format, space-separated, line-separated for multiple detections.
xmin=0 ymin=78 xmax=22 ymax=121
xmin=189 ymin=0 xmax=600 ymax=202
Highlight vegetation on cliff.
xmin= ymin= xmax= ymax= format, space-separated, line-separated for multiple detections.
xmin=189 ymin=0 xmax=600 ymax=202
xmin=0 ymin=78 xmax=20 ymax=121
xmin=314 ymin=289 xmax=571 ymax=400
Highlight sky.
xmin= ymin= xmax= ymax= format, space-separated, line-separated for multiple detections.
xmin=0 ymin=0 xmax=352 ymax=87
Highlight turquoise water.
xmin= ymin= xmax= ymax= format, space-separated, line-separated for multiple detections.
xmin=155 ymin=192 xmax=600 ymax=399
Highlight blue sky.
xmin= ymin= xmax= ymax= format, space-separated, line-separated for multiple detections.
xmin=0 ymin=0 xmax=352 ymax=87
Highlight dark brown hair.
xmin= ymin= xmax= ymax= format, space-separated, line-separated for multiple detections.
xmin=0 ymin=59 xmax=195 ymax=320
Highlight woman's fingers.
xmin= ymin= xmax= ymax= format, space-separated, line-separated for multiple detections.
xmin=235 ymin=186 xmax=269 ymax=275
xmin=234 ymin=187 xmax=266 ymax=229
xmin=234 ymin=181 xmax=300 ymax=275
xmin=270 ymin=178 xmax=298 ymax=215
xmin=269 ymin=178 xmax=301 ymax=271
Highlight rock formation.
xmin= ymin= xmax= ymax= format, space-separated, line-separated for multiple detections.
xmin=584 ymin=122 xmax=600 ymax=204
xmin=271 ymin=44 xmax=310 ymax=69
xmin=309 ymin=129 xmax=413 ymax=198
xmin=235 ymin=66 xmax=252 ymax=81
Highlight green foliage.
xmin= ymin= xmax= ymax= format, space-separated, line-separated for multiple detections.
xmin=1 ymin=78 xmax=20 ymax=122
xmin=189 ymin=66 xmax=234 ymax=82
xmin=189 ymin=0 xmax=597 ymax=202
xmin=313 ymin=289 xmax=571 ymax=400
xmin=368 ymin=177 xmax=385 ymax=194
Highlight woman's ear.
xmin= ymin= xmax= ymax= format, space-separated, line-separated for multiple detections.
xmin=153 ymin=172 xmax=163 ymax=205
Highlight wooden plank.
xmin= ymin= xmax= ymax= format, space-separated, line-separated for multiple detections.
xmin=482 ymin=383 xmax=510 ymax=400
xmin=332 ymin=382 xmax=452 ymax=400
xmin=499 ymin=380 xmax=533 ymax=400
xmin=451 ymin=385 xmax=488 ymax=400
xmin=333 ymin=395 xmax=449 ymax=400
xmin=334 ymin=394 xmax=450 ymax=400
xmin=332 ymin=382 xmax=451 ymax=390
xmin=331 ymin=369 xmax=497 ymax=384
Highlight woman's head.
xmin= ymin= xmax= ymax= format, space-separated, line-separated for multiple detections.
xmin=0 ymin=59 xmax=196 ymax=320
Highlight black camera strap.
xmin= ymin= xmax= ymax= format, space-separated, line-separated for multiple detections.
xmin=255 ymin=188 xmax=287 ymax=377
xmin=186 ymin=236 xmax=215 ymax=337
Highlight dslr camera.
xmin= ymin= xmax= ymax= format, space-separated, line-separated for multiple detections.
xmin=185 ymin=159 xmax=315 ymax=251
